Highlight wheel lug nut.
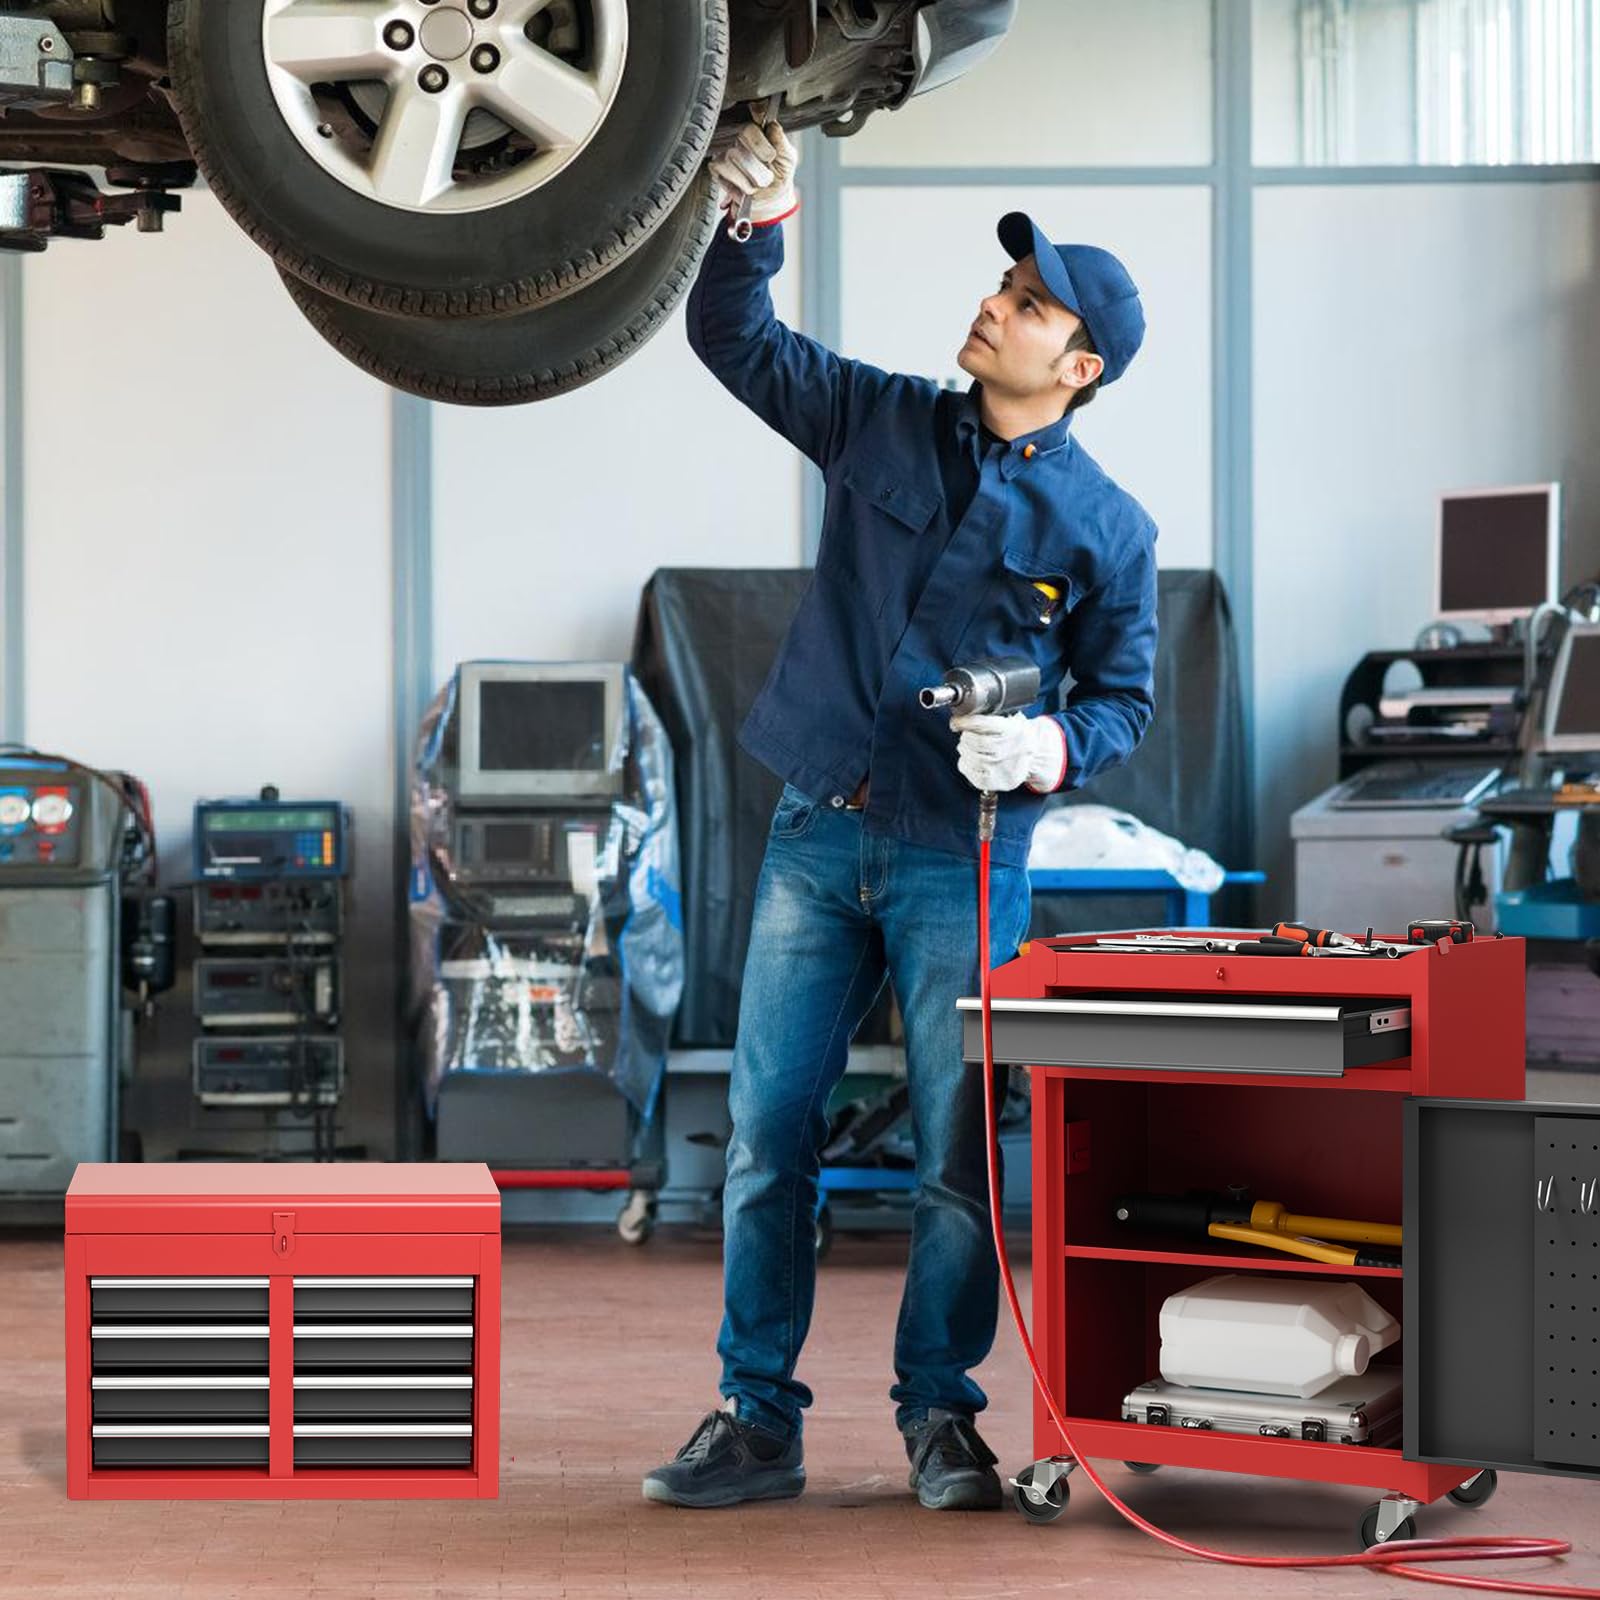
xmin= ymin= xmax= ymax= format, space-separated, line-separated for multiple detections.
xmin=470 ymin=43 xmax=499 ymax=72
xmin=418 ymin=64 xmax=449 ymax=92
xmin=383 ymin=20 xmax=413 ymax=48
xmin=468 ymin=0 xmax=496 ymax=16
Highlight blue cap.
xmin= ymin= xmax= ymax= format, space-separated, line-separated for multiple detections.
xmin=997 ymin=212 xmax=1144 ymax=387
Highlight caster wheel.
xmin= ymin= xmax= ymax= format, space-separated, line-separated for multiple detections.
xmin=617 ymin=1191 xmax=656 ymax=1246
xmin=1358 ymin=1505 xmax=1417 ymax=1549
xmin=1447 ymin=1469 xmax=1497 ymax=1508
xmin=815 ymin=1202 xmax=834 ymax=1260
xmin=1124 ymin=1461 xmax=1161 ymax=1474
xmin=1012 ymin=1464 xmax=1070 ymax=1524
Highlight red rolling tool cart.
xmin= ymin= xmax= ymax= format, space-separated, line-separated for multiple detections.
xmin=65 ymin=1163 xmax=500 ymax=1501
xmin=968 ymin=930 xmax=1524 ymax=1546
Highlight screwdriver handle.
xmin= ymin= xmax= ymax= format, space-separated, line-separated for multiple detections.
xmin=1233 ymin=937 xmax=1314 ymax=957
xmin=1271 ymin=921 xmax=1344 ymax=948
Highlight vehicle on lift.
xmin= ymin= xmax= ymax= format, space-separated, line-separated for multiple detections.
xmin=0 ymin=1 xmax=1014 ymax=402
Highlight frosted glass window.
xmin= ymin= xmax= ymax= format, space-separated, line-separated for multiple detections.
xmin=1256 ymin=0 xmax=1600 ymax=165
xmin=839 ymin=0 xmax=1213 ymax=168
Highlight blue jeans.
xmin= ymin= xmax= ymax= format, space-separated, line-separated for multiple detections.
xmin=717 ymin=784 xmax=1033 ymax=1441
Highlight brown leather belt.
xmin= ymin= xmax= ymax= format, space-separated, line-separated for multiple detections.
xmin=844 ymin=777 xmax=869 ymax=810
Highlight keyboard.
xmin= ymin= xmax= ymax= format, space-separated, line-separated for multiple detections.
xmin=1332 ymin=762 xmax=1501 ymax=810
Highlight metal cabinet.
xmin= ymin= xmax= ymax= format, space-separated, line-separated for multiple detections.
xmin=1406 ymin=1098 xmax=1600 ymax=1479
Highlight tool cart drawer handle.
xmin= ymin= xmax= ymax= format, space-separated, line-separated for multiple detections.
xmin=291 ymin=1324 xmax=475 ymax=1338
xmin=91 ymin=1425 xmax=270 ymax=1438
xmin=91 ymin=1324 xmax=270 ymax=1339
xmin=292 ymin=1424 xmax=474 ymax=1437
xmin=955 ymin=997 xmax=1411 ymax=1032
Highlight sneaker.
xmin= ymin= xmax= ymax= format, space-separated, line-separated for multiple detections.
xmin=902 ymin=1409 xmax=1002 ymax=1510
xmin=642 ymin=1409 xmax=805 ymax=1509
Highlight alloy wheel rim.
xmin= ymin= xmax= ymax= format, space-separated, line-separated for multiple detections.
xmin=261 ymin=0 xmax=628 ymax=215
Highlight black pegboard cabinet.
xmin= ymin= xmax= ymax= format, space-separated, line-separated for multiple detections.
xmin=1406 ymin=1098 xmax=1600 ymax=1480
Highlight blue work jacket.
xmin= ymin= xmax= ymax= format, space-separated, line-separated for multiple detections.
xmin=685 ymin=225 xmax=1159 ymax=869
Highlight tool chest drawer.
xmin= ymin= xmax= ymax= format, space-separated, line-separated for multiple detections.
xmin=961 ymin=993 xmax=1412 ymax=1077
xmin=65 ymin=1163 xmax=500 ymax=1500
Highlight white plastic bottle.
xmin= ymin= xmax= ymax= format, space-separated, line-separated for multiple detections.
xmin=1158 ymin=1274 xmax=1400 ymax=1399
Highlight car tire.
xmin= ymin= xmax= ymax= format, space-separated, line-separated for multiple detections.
xmin=279 ymin=169 xmax=719 ymax=404
xmin=169 ymin=0 xmax=727 ymax=317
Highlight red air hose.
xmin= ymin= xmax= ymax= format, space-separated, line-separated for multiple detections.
xmin=976 ymin=839 xmax=1597 ymax=1595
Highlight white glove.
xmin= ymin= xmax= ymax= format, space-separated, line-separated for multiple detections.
xmin=952 ymin=712 xmax=1068 ymax=795
xmin=708 ymin=120 xmax=799 ymax=227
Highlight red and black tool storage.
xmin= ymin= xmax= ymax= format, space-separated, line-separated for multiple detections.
xmin=975 ymin=930 xmax=1526 ymax=1520
xmin=65 ymin=1163 xmax=500 ymax=1500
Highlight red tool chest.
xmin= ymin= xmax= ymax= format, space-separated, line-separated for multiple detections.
xmin=979 ymin=931 xmax=1524 ymax=1534
xmin=65 ymin=1163 xmax=500 ymax=1500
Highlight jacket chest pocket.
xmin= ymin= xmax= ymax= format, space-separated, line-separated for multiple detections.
xmin=992 ymin=547 xmax=1080 ymax=634
xmin=841 ymin=453 xmax=939 ymax=537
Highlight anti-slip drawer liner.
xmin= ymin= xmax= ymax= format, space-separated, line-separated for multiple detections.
xmin=292 ymin=1277 xmax=474 ymax=1321
xmin=90 ymin=1325 xmax=271 ymax=1370
xmin=91 ymin=1376 xmax=270 ymax=1422
xmin=959 ymin=992 xmax=1412 ymax=1076
xmin=90 ymin=1278 xmax=269 ymax=1323
xmin=293 ymin=1374 xmax=474 ymax=1420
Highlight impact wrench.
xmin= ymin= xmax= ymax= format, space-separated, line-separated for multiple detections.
xmin=919 ymin=659 xmax=1594 ymax=1598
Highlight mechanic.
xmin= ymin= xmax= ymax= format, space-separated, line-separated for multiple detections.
xmin=643 ymin=121 xmax=1159 ymax=1513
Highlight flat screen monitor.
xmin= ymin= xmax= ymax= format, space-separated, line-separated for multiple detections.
xmin=456 ymin=662 xmax=624 ymax=802
xmin=1541 ymin=623 xmax=1600 ymax=754
xmin=1436 ymin=484 xmax=1559 ymax=626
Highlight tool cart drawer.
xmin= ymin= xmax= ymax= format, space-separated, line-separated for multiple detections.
xmin=293 ymin=1375 xmax=474 ymax=1420
xmin=90 ymin=1278 xmax=269 ymax=1322
xmin=961 ymin=994 xmax=1411 ymax=1076
xmin=92 ymin=1377 xmax=270 ymax=1422
xmin=293 ymin=1277 xmax=475 ymax=1320
xmin=90 ymin=1324 xmax=271 ymax=1369
xmin=293 ymin=1425 xmax=475 ymax=1467
xmin=92 ymin=1426 xmax=270 ymax=1468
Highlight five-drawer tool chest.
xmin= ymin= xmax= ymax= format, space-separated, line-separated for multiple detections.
xmin=65 ymin=1162 xmax=500 ymax=1500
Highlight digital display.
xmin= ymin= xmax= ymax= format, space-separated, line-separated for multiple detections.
xmin=485 ymin=822 xmax=538 ymax=864
xmin=478 ymin=681 xmax=607 ymax=774
xmin=1440 ymin=491 xmax=1552 ymax=614
xmin=1554 ymin=632 xmax=1600 ymax=739
xmin=206 ymin=808 xmax=337 ymax=833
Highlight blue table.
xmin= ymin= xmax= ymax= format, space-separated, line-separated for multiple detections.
xmin=1027 ymin=867 xmax=1266 ymax=929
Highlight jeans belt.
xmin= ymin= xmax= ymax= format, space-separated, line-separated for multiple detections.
xmin=844 ymin=777 xmax=869 ymax=811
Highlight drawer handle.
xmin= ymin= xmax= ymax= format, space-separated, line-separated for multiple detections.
xmin=91 ymin=1325 xmax=269 ymax=1339
xmin=293 ymin=1424 xmax=473 ymax=1437
xmin=292 ymin=1324 xmax=473 ymax=1338
xmin=92 ymin=1425 xmax=270 ymax=1438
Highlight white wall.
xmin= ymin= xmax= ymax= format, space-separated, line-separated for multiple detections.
xmin=20 ymin=190 xmax=396 ymax=1155
xmin=840 ymin=0 xmax=1214 ymax=168
xmin=839 ymin=185 xmax=1213 ymax=569
xmin=1253 ymin=179 xmax=1600 ymax=898
xmin=430 ymin=230 xmax=806 ymax=676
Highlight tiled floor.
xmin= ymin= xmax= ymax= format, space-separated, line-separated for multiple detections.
xmin=5 ymin=1223 xmax=1599 ymax=1600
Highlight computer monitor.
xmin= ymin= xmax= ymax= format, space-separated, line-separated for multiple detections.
xmin=456 ymin=661 xmax=625 ymax=803
xmin=1540 ymin=623 xmax=1600 ymax=755
xmin=1435 ymin=484 xmax=1560 ymax=626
